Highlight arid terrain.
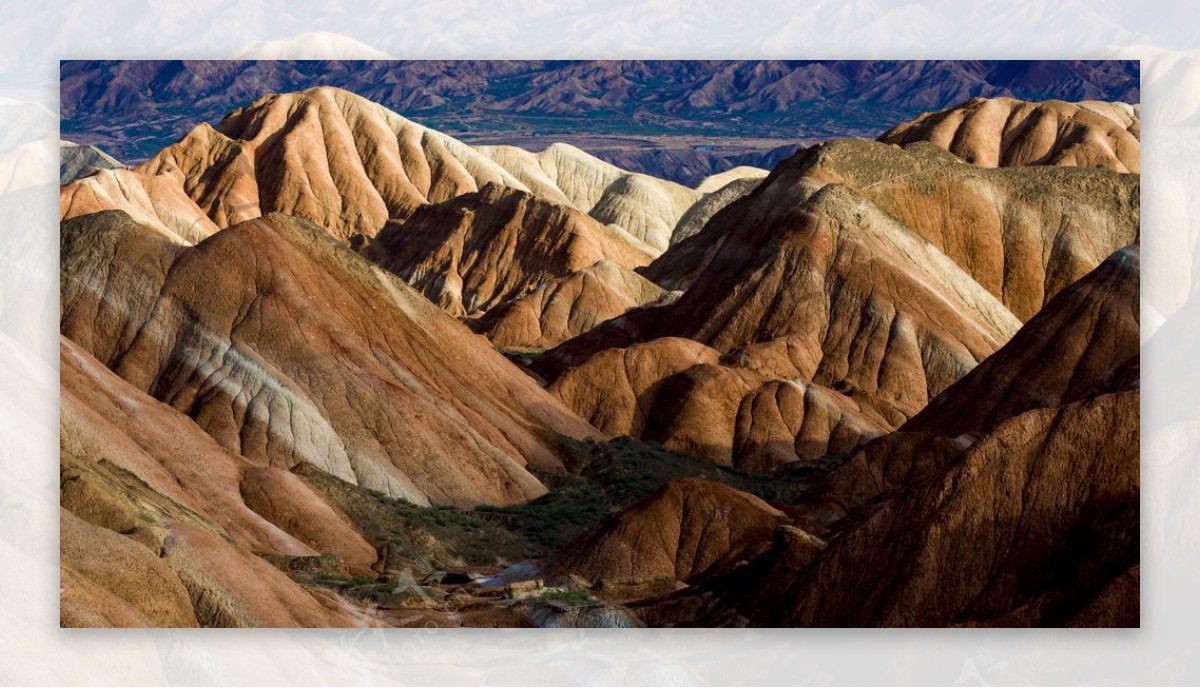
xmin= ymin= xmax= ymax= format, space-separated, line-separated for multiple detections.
xmin=59 ymin=67 xmax=1140 ymax=628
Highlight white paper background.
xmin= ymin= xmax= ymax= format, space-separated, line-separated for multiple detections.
xmin=1 ymin=1 xmax=1194 ymax=684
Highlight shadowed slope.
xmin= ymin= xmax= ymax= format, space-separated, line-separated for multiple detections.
xmin=543 ymin=478 xmax=788 ymax=589
xmin=816 ymin=244 xmax=1140 ymax=523
xmin=905 ymin=244 xmax=1140 ymax=437
xmin=694 ymin=389 xmax=1139 ymax=627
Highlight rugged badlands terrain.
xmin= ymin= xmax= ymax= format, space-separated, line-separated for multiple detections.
xmin=60 ymin=86 xmax=1140 ymax=628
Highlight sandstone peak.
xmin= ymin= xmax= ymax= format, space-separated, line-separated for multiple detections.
xmin=879 ymin=96 xmax=1140 ymax=172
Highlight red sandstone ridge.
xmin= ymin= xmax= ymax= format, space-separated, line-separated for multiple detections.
xmin=646 ymin=138 xmax=1138 ymax=321
xmin=879 ymin=96 xmax=1140 ymax=172
xmin=64 ymin=87 xmax=709 ymax=251
xmin=815 ymin=244 xmax=1141 ymax=523
xmin=138 ymin=86 xmax=534 ymax=240
xmin=60 ymin=210 xmax=598 ymax=508
xmin=473 ymin=259 xmax=674 ymax=350
xmin=61 ymin=336 xmax=375 ymax=627
xmin=904 ymin=244 xmax=1140 ymax=437
xmin=368 ymin=183 xmax=656 ymax=319
xmin=60 ymin=169 xmax=219 ymax=244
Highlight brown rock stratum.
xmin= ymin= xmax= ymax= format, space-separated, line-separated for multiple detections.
xmin=139 ymin=86 xmax=536 ymax=240
xmin=543 ymin=155 xmax=1040 ymax=468
xmin=815 ymin=243 xmax=1140 ymax=523
xmin=60 ymin=168 xmax=219 ymax=244
xmin=61 ymin=336 xmax=372 ymax=627
xmin=535 ymin=134 xmax=1135 ymax=472
xmin=905 ymin=243 xmax=1140 ymax=437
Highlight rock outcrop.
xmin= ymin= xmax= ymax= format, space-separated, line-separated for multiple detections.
xmin=368 ymin=183 xmax=655 ymax=318
xmin=659 ymin=180 xmax=1020 ymax=416
xmin=61 ymin=336 xmax=372 ymax=627
xmin=60 ymin=169 xmax=219 ymax=244
xmin=61 ymin=210 xmax=599 ymax=507
xmin=139 ymin=86 xmax=534 ymax=240
xmin=698 ymin=390 xmax=1139 ymax=627
xmin=879 ymin=97 xmax=1140 ymax=172
xmin=543 ymin=478 xmax=788 ymax=588
xmin=638 ymin=249 xmax=1141 ymax=627
xmin=695 ymin=166 xmax=769 ymax=193
xmin=646 ymin=138 xmax=1138 ymax=321
xmin=60 ymin=140 xmax=124 ymax=184
xmin=474 ymin=259 xmax=674 ymax=350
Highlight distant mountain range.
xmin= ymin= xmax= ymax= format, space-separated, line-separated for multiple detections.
xmin=60 ymin=60 xmax=1138 ymax=184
